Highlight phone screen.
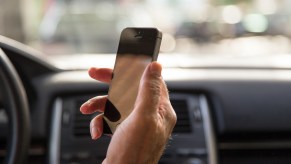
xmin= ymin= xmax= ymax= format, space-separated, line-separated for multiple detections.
xmin=103 ymin=28 xmax=162 ymax=134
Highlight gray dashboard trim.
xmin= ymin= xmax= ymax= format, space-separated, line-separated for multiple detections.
xmin=200 ymin=95 xmax=217 ymax=164
xmin=220 ymin=141 xmax=291 ymax=150
xmin=49 ymin=98 xmax=62 ymax=164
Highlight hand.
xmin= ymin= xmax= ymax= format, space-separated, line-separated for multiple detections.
xmin=80 ymin=62 xmax=177 ymax=163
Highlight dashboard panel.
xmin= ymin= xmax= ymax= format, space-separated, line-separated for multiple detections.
xmin=1 ymin=36 xmax=291 ymax=163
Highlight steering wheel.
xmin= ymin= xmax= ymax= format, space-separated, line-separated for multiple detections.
xmin=0 ymin=49 xmax=30 ymax=164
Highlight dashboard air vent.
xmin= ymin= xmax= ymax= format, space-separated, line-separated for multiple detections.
xmin=73 ymin=98 xmax=192 ymax=137
xmin=73 ymin=100 xmax=94 ymax=137
xmin=171 ymin=99 xmax=192 ymax=133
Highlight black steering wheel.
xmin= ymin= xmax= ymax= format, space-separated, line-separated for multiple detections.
xmin=0 ymin=49 xmax=30 ymax=164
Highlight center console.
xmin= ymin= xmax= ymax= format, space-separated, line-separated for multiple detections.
xmin=50 ymin=93 xmax=217 ymax=164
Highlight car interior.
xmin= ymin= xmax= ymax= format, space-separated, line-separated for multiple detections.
xmin=1 ymin=0 xmax=291 ymax=164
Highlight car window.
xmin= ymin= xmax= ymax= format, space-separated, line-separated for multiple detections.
xmin=1 ymin=0 xmax=291 ymax=58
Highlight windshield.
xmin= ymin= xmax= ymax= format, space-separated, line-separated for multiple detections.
xmin=2 ymin=0 xmax=291 ymax=57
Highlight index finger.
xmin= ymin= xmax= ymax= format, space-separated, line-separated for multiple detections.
xmin=88 ymin=67 xmax=113 ymax=83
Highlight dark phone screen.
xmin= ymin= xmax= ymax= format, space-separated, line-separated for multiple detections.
xmin=103 ymin=28 xmax=161 ymax=134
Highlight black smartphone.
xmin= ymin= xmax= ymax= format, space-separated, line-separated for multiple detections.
xmin=103 ymin=27 xmax=162 ymax=134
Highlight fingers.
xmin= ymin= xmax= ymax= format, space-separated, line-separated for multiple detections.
xmin=135 ymin=62 xmax=162 ymax=114
xmin=90 ymin=114 xmax=103 ymax=139
xmin=88 ymin=67 xmax=113 ymax=83
xmin=84 ymin=67 xmax=112 ymax=140
xmin=80 ymin=96 xmax=107 ymax=114
xmin=80 ymin=96 xmax=107 ymax=139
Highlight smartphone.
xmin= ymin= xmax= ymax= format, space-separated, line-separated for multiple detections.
xmin=103 ymin=27 xmax=162 ymax=134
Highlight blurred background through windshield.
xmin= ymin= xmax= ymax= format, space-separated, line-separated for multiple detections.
xmin=1 ymin=0 xmax=291 ymax=56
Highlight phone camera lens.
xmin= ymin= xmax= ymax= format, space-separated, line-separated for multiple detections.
xmin=135 ymin=31 xmax=143 ymax=38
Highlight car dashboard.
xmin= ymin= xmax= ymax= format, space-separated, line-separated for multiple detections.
xmin=1 ymin=37 xmax=291 ymax=164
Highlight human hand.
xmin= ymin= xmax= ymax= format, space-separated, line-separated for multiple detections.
xmin=80 ymin=62 xmax=177 ymax=163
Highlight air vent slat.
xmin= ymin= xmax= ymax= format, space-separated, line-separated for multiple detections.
xmin=171 ymin=99 xmax=192 ymax=133
xmin=74 ymin=122 xmax=90 ymax=128
xmin=176 ymin=120 xmax=191 ymax=125
xmin=73 ymin=105 xmax=92 ymax=136
xmin=74 ymin=118 xmax=91 ymax=122
xmin=73 ymin=97 xmax=193 ymax=137
xmin=74 ymin=130 xmax=90 ymax=137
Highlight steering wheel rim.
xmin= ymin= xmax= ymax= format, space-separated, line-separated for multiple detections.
xmin=0 ymin=49 xmax=30 ymax=164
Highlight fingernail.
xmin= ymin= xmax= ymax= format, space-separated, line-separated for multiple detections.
xmin=150 ymin=62 xmax=162 ymax=77
xmin=90 ymin=126 xmax=99 ymax=139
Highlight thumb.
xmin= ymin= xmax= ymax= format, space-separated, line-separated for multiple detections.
xmin=135 ymin=62 xmax=162 ymax=114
